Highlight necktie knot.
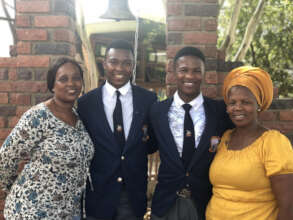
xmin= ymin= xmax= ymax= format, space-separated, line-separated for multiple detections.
xmin=182 ymin=104 xmax=192 ymax=112
xmin=116 ymin=90 xmax=121 ymax=98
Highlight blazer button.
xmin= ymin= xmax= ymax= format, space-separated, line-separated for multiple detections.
xmin=117 ymin=177 xmax=123 ymax=182
xmin=121 ymin=156 xmax=125 ymax=160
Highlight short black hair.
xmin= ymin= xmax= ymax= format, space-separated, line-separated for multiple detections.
xmin=47 ymin=57 xmax=83 ymax=93
xmin=173 ymin=46 xmax=205 ymax=68
xmin=105 ymin=40 xmax=134 ymax=58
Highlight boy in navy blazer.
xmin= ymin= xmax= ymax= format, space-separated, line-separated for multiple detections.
xmin=77 ymin=40 xmax=157 ymax=220
xmin=150 ymin=47 xmax=233 ymax=220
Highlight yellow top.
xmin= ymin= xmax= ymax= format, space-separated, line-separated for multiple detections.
xmin=206 ymin=129 xmax=293 ymax=220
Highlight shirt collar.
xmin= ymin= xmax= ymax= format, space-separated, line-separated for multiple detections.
xmin=173 ymin=91 xmax=204 ymax=111
xmin=104 ymin=81 xmax=131 ymax=97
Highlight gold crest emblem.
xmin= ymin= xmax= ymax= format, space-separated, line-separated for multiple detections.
xmin=186 ymin=130 xmax=192 ymax=137
xmin=116 ymin=125 xmax=123 ymax=132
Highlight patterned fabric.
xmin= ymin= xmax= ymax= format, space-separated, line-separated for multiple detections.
xmin=168 ymin=92 xmax=206 ymax=157
xmin=0 ymin=103 xmax=94 ymax=220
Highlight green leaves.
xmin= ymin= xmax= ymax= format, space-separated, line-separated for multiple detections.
xmin=219 ymin=0 xmax=293 ymax=97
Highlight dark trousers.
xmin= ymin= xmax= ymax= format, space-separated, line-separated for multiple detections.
xmin=87 ymin=189 xmax=142 ymax=220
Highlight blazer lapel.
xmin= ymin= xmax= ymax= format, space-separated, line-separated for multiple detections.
xmin=187 ymin=98 xmax=216 ymax=170
xmin=157 ymin=98 xmax=185 ymax=171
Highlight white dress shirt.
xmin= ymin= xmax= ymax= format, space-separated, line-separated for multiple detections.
xmin=102 ymin=81 xmax=133 ymax=139
xmin=168 ymin=91 xmax=206 ymax=157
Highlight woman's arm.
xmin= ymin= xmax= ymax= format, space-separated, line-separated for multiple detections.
xmin=0 ymin=107 xmax=45 ymax=192
xmin=270 ymin=173 xmax=293 ymax=220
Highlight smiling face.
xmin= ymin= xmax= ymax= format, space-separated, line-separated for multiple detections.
xmin=103 ymin=48 xmax=134 ymax=89
xmin=175 ymin=55 xmax=204 ymax=103
xmin=52 ymin=62 xmax=83 ymax=104
xmin=226 ymin=86 xmax=259 ymax=128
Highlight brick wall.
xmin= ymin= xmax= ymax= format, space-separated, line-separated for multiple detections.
xmin=0 ymin=0 xmax=76 ymax=217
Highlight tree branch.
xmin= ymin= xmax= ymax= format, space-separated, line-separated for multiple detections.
xmin=233 ymin=0 xmax=266 ymax=61
xmin=219 ymin=0 xmax=226 ymax=10
xmin=0 ymin=0 xmax=16 ymax=45
xmin=0 ymin=16 xmax=14 ymax=21
xmin=220 ymin=0 xmax=243 ymax=56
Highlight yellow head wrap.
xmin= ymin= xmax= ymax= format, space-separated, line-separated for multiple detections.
xmin=222 ymin=66 xmax=273 ymax=111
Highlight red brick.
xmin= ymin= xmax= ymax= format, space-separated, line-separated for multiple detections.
xmin=167 ymin=4 xmax=183 ymax=16
xmin=0 ymin=93 xmax=8 ymax=104
xmin=217 ymin=72 xmax=227 ymax=84
xmin=0 ymin=82 xmax=12 ymax=92
xmin=0 ymin=190 xmax=6 ymax=200
xmin=202 ymin=86 xmax=217 ymax=98
xmin=17 ymin=55 xmax=50 ymax=67
xmin=12 ymin=81 xmax=48 ymax=93
xmin=0 ymin=129 xmax=11 ymax=139
xmin=0 ymin=58 xmax=16 ymax=68
xmin=203 ymin=46 xmax=218 ymax=58
xmin=168 ymin=18 xmax=201 ymax=31
xmin=16 ymin=106 xmax=30 ymax=116
xmin=10 ymin=93 xmax=31 ymax=105
xmin=280 ymin=111 xmax=293 ymax=121
xmin=16 ymin=29 xmax=47 ymax=41
xmin=53 ymin=29 xmax=75 ymax=43
xmin=70 ymin=45 xmax=76 ymax=57
xmin=9 ymin=68 xmax=17 ymax=80
xmin=184 ymin=32 xmax=217 ymax=44
xmin=204 ymin=18 xmax=217 ymax=31
xmin=15 ymin=15 xmax=31 ymax=27
xmin=8 ymin=116 xmax=20 ymax=128
xmin=203 ymin=0 xmax=217 ymax=3
xmin=273 ymin=87 xmax=278 ymax=98
xmin=0 ymin=69 xmax=7 ymax=80
xmin=167 ymin=46 xmax=184 ymax=58
xmin=16 ymin=0 xmax=50 ymax=13
xmin=34 ymin=16 xmax=70 ymax=27
xmin=0 ymin=69 xmax=9 ymax=80
xmin=217 ymin=85 xmax=223 ymax=97
xmin=168 ymin=33 xmax=183 ymax=45
xmin=16 ymin=42 xmax=31 ymax=55
xmin=259 ymin=111 xmax=278 ymax=121
xmin=0 ymin=140 xmax=3 ymax=147
xmin=205 ymin=71 xmax=218 ymax=84
xmin=0 ymin=117 xmax=5 ymax=128
xmin=261 ymin=121 xmax=293 ymax=134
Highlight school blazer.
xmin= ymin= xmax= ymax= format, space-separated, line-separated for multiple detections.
xmin=77 ymin=84 xmax=157 ymax=219
xmin=150 ymin=97 xmax=233 ymax=219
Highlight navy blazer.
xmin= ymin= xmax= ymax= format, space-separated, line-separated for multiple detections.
xmin=150 ymin=97 xmax=233 ymax=219
xmin=77 ymin=84 xmax=157 ymax=219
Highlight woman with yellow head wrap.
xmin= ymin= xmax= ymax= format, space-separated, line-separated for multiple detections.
xmin=222 ymin=66 xmax=273 ymax=111
xmin=206 ymin=66 xmax=293 ymax=220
